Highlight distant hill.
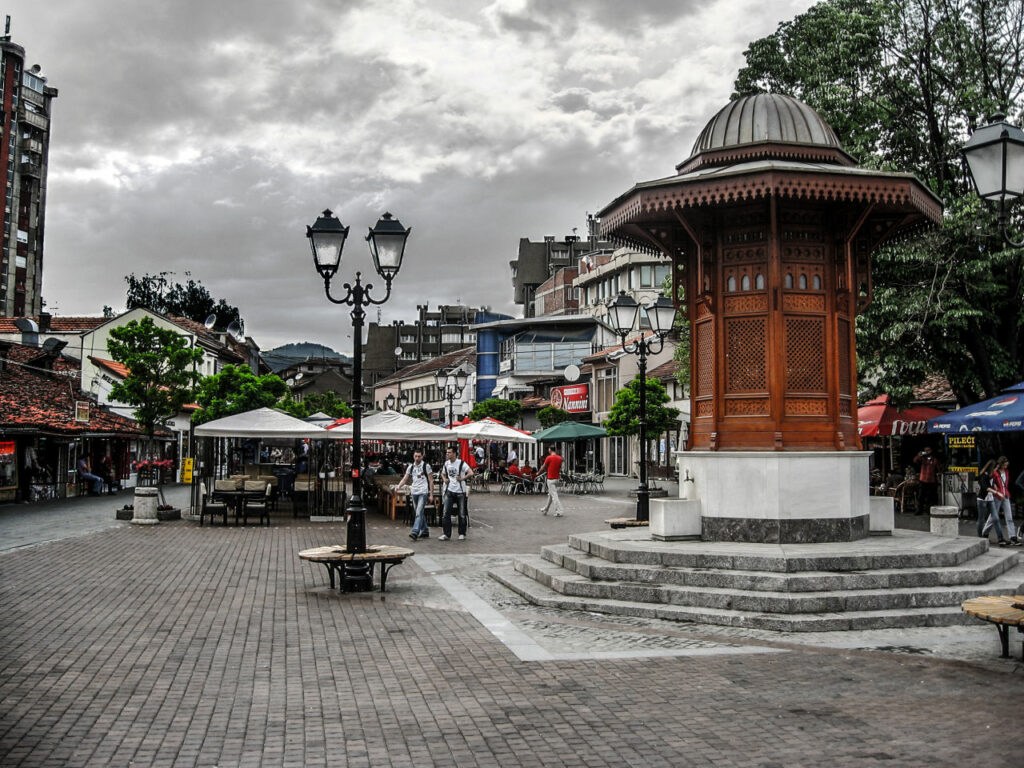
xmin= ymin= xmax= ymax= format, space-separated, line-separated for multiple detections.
xmin=262 ymin=342 xmax=350 ymax=373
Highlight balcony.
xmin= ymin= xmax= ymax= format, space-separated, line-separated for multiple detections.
xmin=18 ymin=108 xmax=48 ymax=132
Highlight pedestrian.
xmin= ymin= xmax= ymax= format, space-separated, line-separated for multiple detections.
xmin=506 ymin=445 xmax=519 ymax=468
xmin=439 ymin=446 xmax=472 ymax=541
xmin=990 ymin=456 xmax=1019 ymax=545
xmin=913 ymin=447 xmax=939 ymax=514
xmin=397 ymin=450 xmax=434 ymax=541
xmin=977 ymin=459 xmax=1009 ymax=545
xmin=474 ymin=443 xmax=485 ymax=469
xmin=539 ymin=445 xmax=564 ymax=517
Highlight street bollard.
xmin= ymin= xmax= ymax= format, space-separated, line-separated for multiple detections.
xmin=131 ymin=486 xmax=159 ymax=525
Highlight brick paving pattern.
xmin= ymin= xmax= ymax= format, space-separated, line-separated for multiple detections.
xmin=0 ymin=484 xmax=1021 ymax=766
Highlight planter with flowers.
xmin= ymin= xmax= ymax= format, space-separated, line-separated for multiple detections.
xmin=132 ymin=458 xmax=174 ymax=486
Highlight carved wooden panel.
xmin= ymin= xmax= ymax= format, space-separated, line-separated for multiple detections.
xmin=723 ymin=245 xmax=767 ymax=263
xmin=695 ymin=400 xmax=714 ymax=417
xmin=726 ymin=317 xmax=767 ymax=392
xmin=782 ymin=294 xmax=825 ymax=313
xmin=696 ymin=321 xmax=714 ymax=397
xmin=839 ymin=397 xmax=852 ymax=417
xmin=785 ymin=317 xmax=825 ymax=392
xmin=838 ymin=318 xmax=851 ymax=396
xmin=726 ymin=397 xmax=769 ymax=416
xmin=782 ymin=244 xmax=826 ymax=261
xmin=725 ymin=294 xmax=769 ymax=313
xmin=696 ymin=301 xmax=712 ymax=319
xmin=785 ymin=398 xmax=828 ymax=416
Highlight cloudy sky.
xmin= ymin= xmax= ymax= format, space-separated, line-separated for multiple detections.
xmin=13 ymin=0 xmax=812 ymax=353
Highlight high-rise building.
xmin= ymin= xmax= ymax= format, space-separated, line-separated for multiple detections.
xmin=0 ymin=20 xmax=57 ymax=317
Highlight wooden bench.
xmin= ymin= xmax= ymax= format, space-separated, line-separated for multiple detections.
xmin=605 ymin=517 xmax=650 ymax=529
xmin=961 ymin=594 xmax=1024 ymax=659
xmin=299 ymin=545 xmax=413 ymax=593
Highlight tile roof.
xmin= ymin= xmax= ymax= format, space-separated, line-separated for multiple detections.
xmin=90 ymin=356 xmax=130 ymax=378
xmin=0 ymin=315 xmax=107 ymax=332
xmin=375 ymin=347 xmax=476 ymax=387
xmin=647 ymin=359 xmax=681 ymax=380
xmin=0 ymin=343 xmax=155 ymax=437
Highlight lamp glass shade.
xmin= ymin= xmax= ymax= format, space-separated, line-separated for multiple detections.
xmin=454 ymin=370 xmax=469 ymax=391
xmin=366 ymin=212 xmax=411 ymax=280
xmin=306 ymin=209 xmax=349 ymax=279
xmin=963 ymin=118 xmax=1024 ymax=203
xmin=435 ymin=370 xmax=449 ymax=391
xmin=399 ymin=394 xmax=409 ymax=410
xmin=644 ymin=296 xmax=678 ymax=336
xmin=607 ymin=291 xmax=640 ymax=335
xmin=384 ymin=393 xmax=396 ymax=410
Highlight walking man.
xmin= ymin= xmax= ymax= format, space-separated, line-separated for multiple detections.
xmin=539 ymin=445 xmax=564 ymax=517
xmin=397 ymin=450 xmax=434 ymax=541
xmin=440 ymin=447 xmax=473 ymax=541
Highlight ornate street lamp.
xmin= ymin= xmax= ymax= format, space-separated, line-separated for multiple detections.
xmin=306 ymin=209 xmax=411 ymax=589
xmin=384 ymin=392 xmax=396 ymax=411
xmin=435 ymin=368 xmax=468 ymax=426
xmin=607 ymin=291 xmax=678 ymax=521
xmin=963 ymin=114 xmax=1024 ymax=247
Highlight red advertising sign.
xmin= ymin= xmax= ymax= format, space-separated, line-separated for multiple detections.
xmin=550 ymin=384 xmax=590 ymax=414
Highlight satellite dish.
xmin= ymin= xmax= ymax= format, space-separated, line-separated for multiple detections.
xmin=226 ymin=320 xmax=244 ymax=342
xmin=203 ymin=313 xmax=217 ymax=329
xmin=294 ymin=372 xmax=304 ymax=381
xmin=563 ymin=364 xmax=581 ymax=382
xmin=394 ymin=346 xmax=403 ymax=356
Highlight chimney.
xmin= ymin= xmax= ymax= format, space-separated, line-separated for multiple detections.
xmin=38 ymin=312 xmax=51 ymax=333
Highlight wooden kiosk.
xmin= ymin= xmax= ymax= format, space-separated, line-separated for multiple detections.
xmin=598 ymin=94 xmax=942 ymax=543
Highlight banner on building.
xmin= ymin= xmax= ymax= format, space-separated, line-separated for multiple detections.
xmin=550 ymin=384 xmax=590 ymax=414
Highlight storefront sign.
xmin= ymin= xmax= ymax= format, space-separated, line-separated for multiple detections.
xmin=947 ymin=435 xmax=976 ymax=449
xmin=550 ymin=383 xmax=590 ymax=414
xmin=182 ymin=457 xmax=194 ymax=484
xmin=75 ymin=401 xmax=90 ymax=422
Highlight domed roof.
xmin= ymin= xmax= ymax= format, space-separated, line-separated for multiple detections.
xmin=677 ymin=93 xmax=850 ymax=173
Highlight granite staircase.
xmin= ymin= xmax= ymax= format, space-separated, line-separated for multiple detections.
xmin=490 ymin=529 xmax=1024 ymax=632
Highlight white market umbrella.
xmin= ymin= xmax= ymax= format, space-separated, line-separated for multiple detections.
xmin=304 ymin=411 xmax=336 ymax=427
xmin=193 ymin=407 xmax=328 ymax=439
xmin=450 ymin=417 xmax=536 ymax=443
xmin=325 ymin=409 xmax=454 ymax=441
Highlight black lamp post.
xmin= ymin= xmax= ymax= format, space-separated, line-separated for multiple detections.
xmin=606 ymin=291 xmax=678 ymax=521
xmin=962 ymin=114 xmax=1024 ymax=247
xmin=435 ymin=368 xmax=468 ymax=426
xmin=306 ymin=209 xmax=410 ymax=587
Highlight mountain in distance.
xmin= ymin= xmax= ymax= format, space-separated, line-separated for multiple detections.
xmin=262 ymin=342 xmax=350 ymax=373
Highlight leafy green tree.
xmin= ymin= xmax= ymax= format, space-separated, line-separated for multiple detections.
xmin=605 ymin=378 xmax=680 ymax=439
xmin=191 ymin=364 xmax=288 ymax=424
xmin=108 ymin=316 xmax=204 ymax=438
xmin=734 ymin=0 xmax=1024 ymax=404
xmin=126 ymin=271 xmax=241 ymax=327
xmin=537 ymin=406 xmax=573 ymax=428
xmin=278 ymin=391 xmax=353 ymax=420
xmin=405 ymin=407 xmax=431 ymax=421
xmin=468 ymin=398 xmax=523 ymax=426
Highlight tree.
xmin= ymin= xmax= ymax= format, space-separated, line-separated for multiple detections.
xmin=605 ymin=378 xmax=680 ymax=439
xmin=191 ymin=364 xmax=288 ymax=425
xmin=733 ymin=0 xmax=1024 ymax=404
xmin=468 ymin=398 xmax=523 ymax=426
xmin=278 ymin=391 xmax=353 ymax=420
xmin=108 ymin=316 xmax=204 ymax=439
xmin=126 ymin=271 xmax=241 ymax=327
xmin=537 ymin=406 xmax=573 ymax=428
xmin=405 ymin=407 xmax=431 ymax=421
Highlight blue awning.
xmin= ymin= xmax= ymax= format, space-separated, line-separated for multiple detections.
xmin=927 ymin=382 xmax=1024 ymax=433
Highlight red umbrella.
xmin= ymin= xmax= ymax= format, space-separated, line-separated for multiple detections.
xmin=857 ymin=395 xmax=944 ymax=437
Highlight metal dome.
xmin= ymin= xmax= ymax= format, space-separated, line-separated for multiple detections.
xmin=678 ymin=93 xmax=850 ymax=173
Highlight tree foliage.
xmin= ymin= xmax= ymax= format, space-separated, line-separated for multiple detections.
xmin=604 ymin=378 xmax=680 ymax=438
xmin=278 ymin=391 xmax=353 ymax=420
xmin=734 ymin=0 xmax=1024 ymax=404
xmin=107 ymin=316 xmax=204 ymax=437
xmin=537 ymin=406 xmax=573 ymax=428
xmin=191 ymin=364 xmax=288 ymax=424
xmin=468 ymin=398 xmax=523 ymax=426
xmin=126 ymin=271 xmax=241 ymax=327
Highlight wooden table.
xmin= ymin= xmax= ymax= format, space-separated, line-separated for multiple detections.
xmin=299 ymin=544 xmax=414 ymax=593
xmin=961 ymin=594 xmax=1024 ymax=658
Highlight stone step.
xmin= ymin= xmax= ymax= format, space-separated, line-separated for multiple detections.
xmin=565 ymin=529 xmax=990 ymax=572
xmin=489 ymin=564 xmax=989 ymax=632
xmin=541 ymin=543 xmax=1022 ymax=592
xmin=513 ymin=555 xmax=1024 ymax=615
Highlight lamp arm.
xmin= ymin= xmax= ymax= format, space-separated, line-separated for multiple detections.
xmin=361 ymin=280 xmax=394 ymax=307
xmin=646 ymin=334 xmax=668 ymax=356
xmin=322 ymin=279 xmax=355 ymax=306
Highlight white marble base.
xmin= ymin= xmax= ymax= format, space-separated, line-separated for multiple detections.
xmin=869 ymin=496 xmax=894 ymax=535
xmin=650 ymin=499 xmax=702 ymax=541
xmin=674 ymin=451 xmax=872 ymax=543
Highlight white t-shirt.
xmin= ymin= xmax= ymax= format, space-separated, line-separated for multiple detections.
xmin=405 ymin=461 xmax=431 ymax=494
xmin=442 ymin=458 xmax=468 ymax=494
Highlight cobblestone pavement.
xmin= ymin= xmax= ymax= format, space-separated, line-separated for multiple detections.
xmin=1 ymin=483 xmax=1021 ymax=767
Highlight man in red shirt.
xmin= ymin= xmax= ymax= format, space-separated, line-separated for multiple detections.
xmin=539 ymin=446 xmax=564 ymax=517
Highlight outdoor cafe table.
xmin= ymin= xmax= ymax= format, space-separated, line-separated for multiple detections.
xmin=211 ymin=488 xmax=265 ymax=524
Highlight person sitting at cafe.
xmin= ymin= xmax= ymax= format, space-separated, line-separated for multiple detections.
xmin=76 ymin=456 xmax=104 ymax=496
xmin=520 ymin=461 xmax=536 ymax=481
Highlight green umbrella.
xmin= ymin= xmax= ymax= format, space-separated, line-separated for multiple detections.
xmin=533 ymin=421 xmax=607 ymax=441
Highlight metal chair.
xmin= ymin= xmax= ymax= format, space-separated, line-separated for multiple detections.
xmin=241 ymin=482 xmax=271 ymax=526
xmin=200 ymin=482 xmax=228 ymax=526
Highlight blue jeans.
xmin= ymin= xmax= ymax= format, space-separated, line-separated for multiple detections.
xmin=79 ymin=472 xmax=103 ymax=494
xmin=995 ymin=496 xmax=1016 ymax=539
xmin=442 ymin=491 xmax=467 ymax=537
xmin=977 ymin=498 xmax=1005 ymax=540
xmin=410 ymin=493 xmax=430 ymax=537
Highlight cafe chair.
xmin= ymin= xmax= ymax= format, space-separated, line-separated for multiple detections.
xmin=242 ymin=482 xmax=272 ymax=526
xmin=199 ymin=482 xmax=229 ymax=526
